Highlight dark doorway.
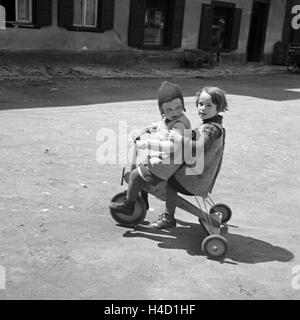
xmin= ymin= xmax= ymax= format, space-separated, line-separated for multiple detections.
xmin=246 ymin=0 xmax=270 ymax=62
xmin=290 ymin=28 xmax=300 ymax=44
xmin=144 ymin=0 xmax=170 ymax=46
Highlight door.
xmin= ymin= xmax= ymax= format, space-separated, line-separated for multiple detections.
xmin=246 ymin=0 xmax=270 ymax=62
xmin=144 ymin=0 xmax=169 ymax=46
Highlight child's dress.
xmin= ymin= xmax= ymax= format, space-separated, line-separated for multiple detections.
xmin=172 ymin=115 xmax=225 ymax=196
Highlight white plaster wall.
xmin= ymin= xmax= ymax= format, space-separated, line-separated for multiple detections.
xmin=0 ymin=0 xmax=130 ymax=50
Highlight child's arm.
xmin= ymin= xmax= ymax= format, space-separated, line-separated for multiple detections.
xmin=169 ymin=124 xmax=222 ymax=161
xmin=136 ymin=122 xmax=186 ymax=152
xmin=132 ymin=122 xmax=159 ymax=141
xmin=145 ymin=122 xmax=159 ymax=133
xmin=136 ymin=137 xmax=173 ymax=152
xmin=195 ymin=124 xmax=222 ymax=151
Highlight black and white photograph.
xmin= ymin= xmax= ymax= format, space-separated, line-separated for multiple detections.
xmin=0 ymin=0 xmax=300 ymax=305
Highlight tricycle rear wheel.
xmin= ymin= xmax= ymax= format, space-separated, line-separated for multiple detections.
xmin=201 ymin=234 xmax=228 ymax=260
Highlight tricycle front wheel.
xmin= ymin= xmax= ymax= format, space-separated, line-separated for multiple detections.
xmin=110 ymin=191 xmax=147 ymax=227
xmin=209 ymin=203 xmax=232 ymax=224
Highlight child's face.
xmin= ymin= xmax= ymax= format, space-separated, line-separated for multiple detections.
xmin=162 ymin=98 xmax=183 ymax=121
xmin=197 ymin=91 xmax=218 ymax=120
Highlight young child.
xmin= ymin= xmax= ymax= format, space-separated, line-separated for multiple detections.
xmin=109 ymin=81 xmax=191 ymax=224
xmin=161 ymin=86 xmax=228 ymax=228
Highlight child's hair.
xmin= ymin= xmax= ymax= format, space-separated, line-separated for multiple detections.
xmin=195 ymin=86 xmax=228 ymax=112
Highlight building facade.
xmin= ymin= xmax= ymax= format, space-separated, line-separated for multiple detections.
xmin=0 ymin=0 xmax=299 ymax=63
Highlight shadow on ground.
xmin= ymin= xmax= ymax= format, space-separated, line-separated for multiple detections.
xmin=1 ymin=74 xmax=300 ymax=111
xmin=122 ymin=219 xmax=294 ymax=264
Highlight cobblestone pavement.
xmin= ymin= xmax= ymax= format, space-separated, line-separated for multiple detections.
xmin=0 ymin=65 xmax=299 ymax=299
xmin=0 ymin=87 xmax=299 ymax=299
xmin=0 ymin=62 xmax=287 ymax=81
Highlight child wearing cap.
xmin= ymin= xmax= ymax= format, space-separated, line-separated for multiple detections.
xmin=109 ymin=81 xmax=191 ymax=228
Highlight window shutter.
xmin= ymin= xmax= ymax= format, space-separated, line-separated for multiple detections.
xmin=198 ymin=3 xmax=214 ymax=50
xmin=171 ymin=0 xmax=185 ymax=48
xmin=128 ymin=0 xmax=146 ymax=47
xmin=230 ymin=8 xmax=242 ymax=51
xmin=32 ymin=0 xmax=52 ymax=26
xmin=98 ymin=0 xmax=114 ymax=31
xmin=58 ymin=0 xmax=74 ymax=28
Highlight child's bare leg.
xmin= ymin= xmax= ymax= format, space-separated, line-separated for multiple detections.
xmin=109 ymin=168 xmax=145 ymax=215
xmin=150 ymin=183 xmax=177 ymax=229
xmin=127 ymin=168 xmax=146 ymax=202
xmin=165 ymin=183 xmax=177 ymax=216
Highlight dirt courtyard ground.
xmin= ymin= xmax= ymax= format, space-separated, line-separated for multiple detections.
xmin=0 ymin=74 xmax=300 ymax=300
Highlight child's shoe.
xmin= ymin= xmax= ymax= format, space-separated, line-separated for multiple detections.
xmin=149 ymin=212 xmax=176 ymax=229
xmin=109 ymin=199 xmax=135 ymax=216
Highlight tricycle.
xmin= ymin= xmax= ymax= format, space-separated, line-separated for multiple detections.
xmin=109 ymin=137 xmax=232 ymax=261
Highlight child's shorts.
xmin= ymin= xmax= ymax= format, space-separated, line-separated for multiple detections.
xmin=138 ymin=163 xmax=164 ymax=186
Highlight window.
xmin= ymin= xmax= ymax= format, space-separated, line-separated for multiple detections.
xmin=58 ymin=0 xmax=114 ymax=32
xmin=198 ymin=2 xmax=242 ymax=52
xmin=0 ymin=5 xmax=6 ymax=29
xmin=211 ymin=11 xmax=228 ymax=49
xmin=16 ymin=0 xmax=32 ymax=23
xmin=0 ymin=0 xmax=52 ymax=27
xmin=128 ymin=0 xmax=185 ymax=49
xmin=73 ymin=0 xmax=98 ymax=28
xmin=144 ymin=8 xmax=166 ymax=46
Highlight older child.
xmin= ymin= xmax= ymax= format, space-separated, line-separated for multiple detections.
xmin=109 ymin=81 xmax=191 ymax=220
xmin=151 ymin=86 xmax=228 ymax=229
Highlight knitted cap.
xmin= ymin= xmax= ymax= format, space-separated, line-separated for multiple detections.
xmin=158 ymin=81 xmax=185 ymax=114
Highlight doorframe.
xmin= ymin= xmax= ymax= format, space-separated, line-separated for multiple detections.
xmin=246 ymin=0 xmax=270 ymax=62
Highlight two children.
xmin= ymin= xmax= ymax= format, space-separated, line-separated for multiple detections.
xmin=110 ymin=83 xmax=228 ymax=229
xmin=150 ymin=86 xmax=228 ymax=229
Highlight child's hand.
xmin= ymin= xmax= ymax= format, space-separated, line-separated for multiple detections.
xmin=146 ymin=122 xmax=158 ymax=133
xmin=169 ymin=129 xmax=183 ymax=142
xmin=136 ymin=140 xmax=147 ymax=149
xmin=132 ymin=129 xmax=144 ymax=141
